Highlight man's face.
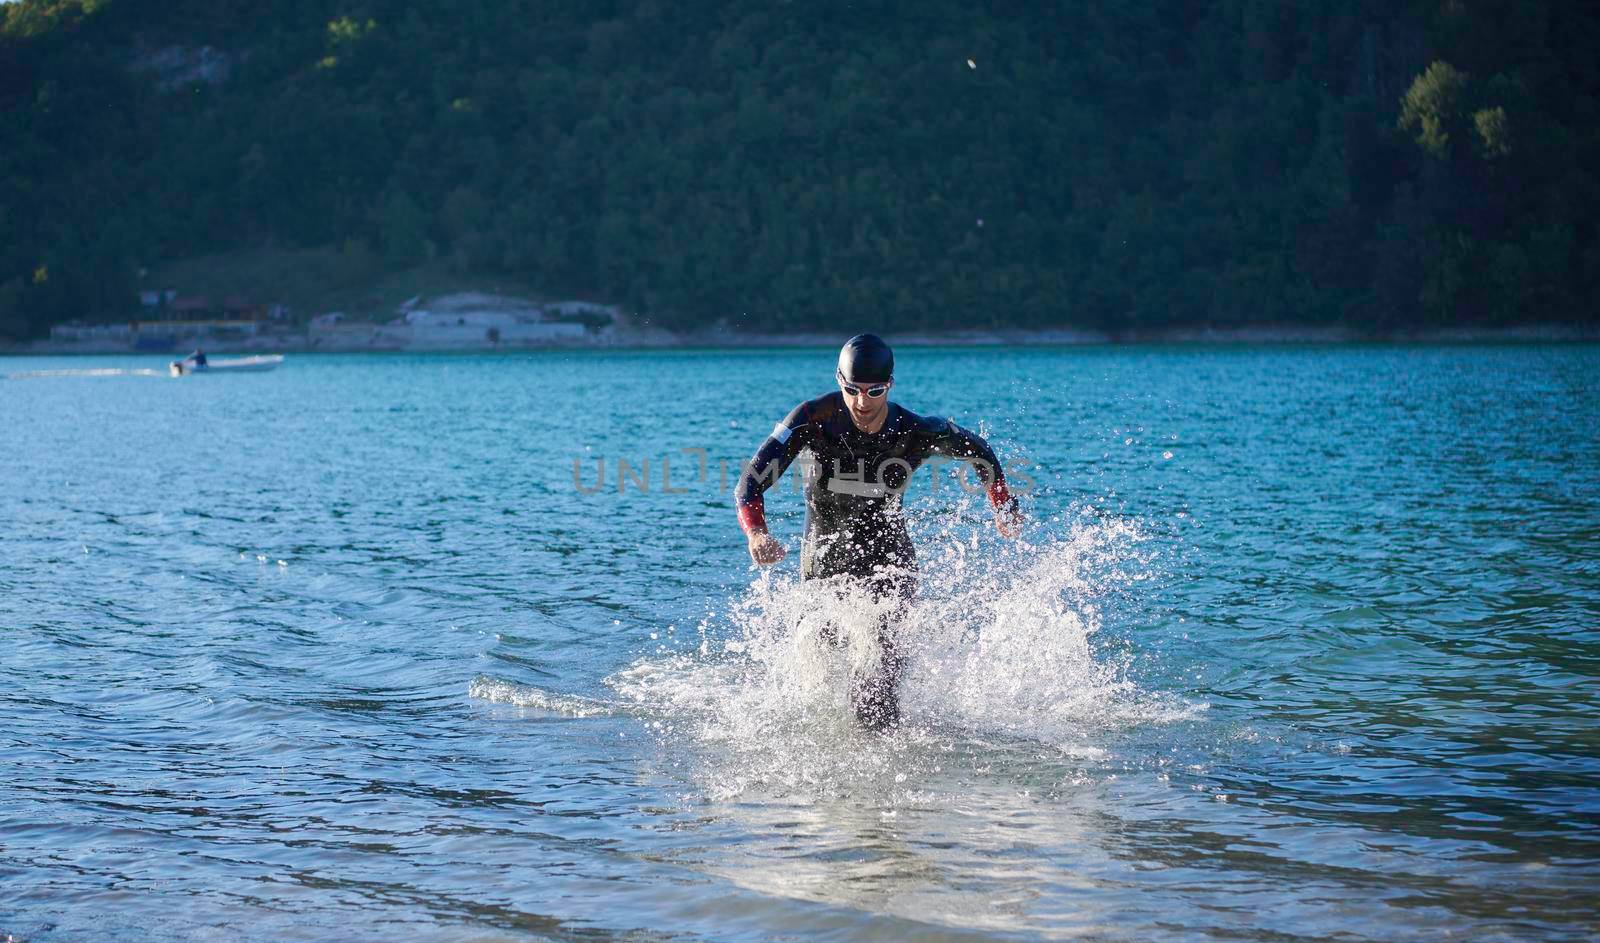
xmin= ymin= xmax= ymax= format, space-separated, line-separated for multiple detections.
xmin=837 ymin=369 xmax=892 ymax=429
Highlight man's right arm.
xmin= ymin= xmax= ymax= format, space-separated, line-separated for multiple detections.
xmin=734 ymin=402 xmax=813 ymax=563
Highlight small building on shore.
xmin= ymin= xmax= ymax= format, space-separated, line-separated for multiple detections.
xmin=396 ymin=309 xmax=586 ymax=346
xmin=135 ymin=294 xmax=265 ymax=341
xmin=384 ymin=293 xmax=604 ymax=347
xmin=49 ymin=321 xmax=135 ymax=342
xmin=50 ymin=290 xmax=276 ymax=349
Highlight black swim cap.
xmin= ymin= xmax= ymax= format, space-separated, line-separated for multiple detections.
xmin=837 ymin=334 xmax=894 ymax=383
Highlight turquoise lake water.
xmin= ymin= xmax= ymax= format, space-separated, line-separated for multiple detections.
xmin=2 ymin=346 xmax=1597 ymax=941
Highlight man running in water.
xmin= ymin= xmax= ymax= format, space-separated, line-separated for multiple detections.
xmin=734 ymin=334 xmax=1022 ymax=730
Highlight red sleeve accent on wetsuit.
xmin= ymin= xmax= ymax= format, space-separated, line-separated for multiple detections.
xmin=737 ymin=500 xmax=767 ymax=535
xmin=987 ymin=477 xmax=1013 ymax=509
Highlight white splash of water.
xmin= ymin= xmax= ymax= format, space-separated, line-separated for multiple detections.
xmin=468 ymin=675 xmax=617 ymax=717
xmin=905 ymin=513 xmax=1167 ymax=739
xmin=607 ymin=511 xmax=1203 ymax=800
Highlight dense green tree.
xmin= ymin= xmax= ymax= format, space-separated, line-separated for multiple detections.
xmin=1400 ymin=61 xmax=1471 ymax=159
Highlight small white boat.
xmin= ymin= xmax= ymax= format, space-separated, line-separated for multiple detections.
xmin=170 ymin=354 xmax=285 ymax=377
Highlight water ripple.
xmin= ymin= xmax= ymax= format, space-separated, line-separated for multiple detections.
xmin=2 ymin=347 xmax=1596 ymax=941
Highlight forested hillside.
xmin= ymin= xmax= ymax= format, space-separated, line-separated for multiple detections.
xmin=1 ymin=0 xmax=1595 ymax=338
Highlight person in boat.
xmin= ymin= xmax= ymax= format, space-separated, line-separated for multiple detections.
xmin=734 ymin=334 xmax=1022 ymax=730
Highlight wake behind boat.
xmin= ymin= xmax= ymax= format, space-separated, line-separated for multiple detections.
xmin=170 ymin=354 xmax=284 ymax=376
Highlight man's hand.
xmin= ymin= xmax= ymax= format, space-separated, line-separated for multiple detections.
xmin=747 ymin=531 xmax=788 ymax=565
xmin=994 ymin=502 xmax=1023 ymax=539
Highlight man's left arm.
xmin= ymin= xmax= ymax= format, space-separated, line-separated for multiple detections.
xmin=925 ymin=419 xmax=1023 ymax=536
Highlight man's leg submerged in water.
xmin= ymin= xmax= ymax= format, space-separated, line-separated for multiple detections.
xmin=849 ymin=568 xmax=914 ymax=731
xmin=802 ymin=530 xmax=917 ymax=730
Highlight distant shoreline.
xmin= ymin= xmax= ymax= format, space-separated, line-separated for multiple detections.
xmin=5 ymin=321 xmax=1598 ymax=356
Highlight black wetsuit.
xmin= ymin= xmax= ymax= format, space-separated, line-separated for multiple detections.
xmin=735 ymin=392 xmax=1014 ymax=727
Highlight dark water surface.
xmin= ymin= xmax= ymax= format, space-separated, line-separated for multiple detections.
xmin=2 ymin=346 xmax=1597 ymax=941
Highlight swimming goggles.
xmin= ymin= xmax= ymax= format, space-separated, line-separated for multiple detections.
xmin=837 ymin=370 xmax=890 ymax=398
